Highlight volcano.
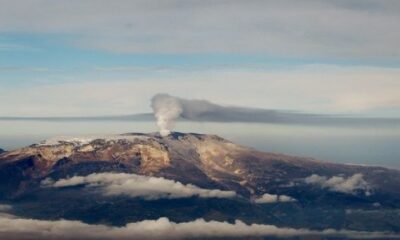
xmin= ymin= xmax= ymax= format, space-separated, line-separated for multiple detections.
xmin=0 ymin=132 xmax=399 ymax=239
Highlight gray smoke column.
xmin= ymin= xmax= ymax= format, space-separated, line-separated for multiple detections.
xmin=151 ymin=94 xmax=183 ymax=136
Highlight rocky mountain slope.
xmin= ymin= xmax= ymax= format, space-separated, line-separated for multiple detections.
xmin=0 ymin=132 xmax=400 ymax=236
xmin=1 ymin=132 xmax=399 ymax=200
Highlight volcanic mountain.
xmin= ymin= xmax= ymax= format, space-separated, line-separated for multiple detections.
xmin=0 ymin=132 xmax=400 ymax=238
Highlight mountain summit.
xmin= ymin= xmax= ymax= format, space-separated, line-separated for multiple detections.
xmin=0 ymin=132 xmax=400 ymax=234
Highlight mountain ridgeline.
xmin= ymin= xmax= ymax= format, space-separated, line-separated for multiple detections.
xmin=0 ymin=132 xmax=400 ymax=235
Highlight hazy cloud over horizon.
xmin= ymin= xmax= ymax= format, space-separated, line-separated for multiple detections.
xmin=1 ymin=65 xmax=400 ymax=118
xmin=2 ymin=92 xmax=400 ymax=129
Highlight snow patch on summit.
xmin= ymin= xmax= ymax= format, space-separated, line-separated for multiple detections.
xmin=38 ymin=134 xmax=150 ymax=146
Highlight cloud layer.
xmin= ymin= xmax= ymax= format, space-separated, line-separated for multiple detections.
xmin=43 ymin=173 xmax=236 ymax=200
xmin=304 ymin=173 xmax=371 ymax=195
xmin=1 ymin=1 xmax=400 ymax=58
xmin=255 ymin=193 xmax=297 ymax=204
xmin=1 ymin=2 xmax=400 ymax=118
xmin=0 ymin=214 xmax=398 ymax=240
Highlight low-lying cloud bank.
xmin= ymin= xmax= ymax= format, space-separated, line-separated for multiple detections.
xmin=304 ymin=173 xmax=371 ymax=195
xmin=42 ymin=173 xmax=236 ymax=200
xmin=0 ymin=215 xmax=397 ymax=240
xmin=255 ymin=193 xmax=297 ymax=204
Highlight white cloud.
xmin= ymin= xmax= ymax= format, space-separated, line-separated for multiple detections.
xmin=43 ymin=173 xmax=236 ymax=200
xmin=254 ymin=193 xmax=297 ymax=204
xmin=0 ymin=214 xmax=397 ymax=240
xmin=0 ymin=204 xmax=12 ymax=212
xmin=304 ymin=173 xmax=371 ymax=195
xmin=1 ymin=1 xmax=399 ymax=58
xmin=0 ymin=204 xmax=13 ymax=219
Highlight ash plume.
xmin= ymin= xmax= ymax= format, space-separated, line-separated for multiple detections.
xmin=151 ymin=94 xmax=183 ymax=137
xmin=150 ymin=93 xmax=400 ymax=136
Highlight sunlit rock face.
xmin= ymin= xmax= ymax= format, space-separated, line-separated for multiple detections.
xmin=1 ymin=132 xmax=400 ymax=234
xmin=1 ymin=132 xmax=399 ymax=199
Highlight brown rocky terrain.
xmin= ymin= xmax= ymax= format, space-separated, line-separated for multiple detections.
xmin=1 ymin=132 xmax=400 ymax=237
xmin=1 ymin=132 xmax=399 ymax=201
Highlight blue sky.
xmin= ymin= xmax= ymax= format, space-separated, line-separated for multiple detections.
xmin=1 ymin=0 xmax=400 ymax=117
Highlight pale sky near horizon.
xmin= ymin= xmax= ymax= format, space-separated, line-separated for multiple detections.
xmin=1 ymin=0 xmax=400 ymax=118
